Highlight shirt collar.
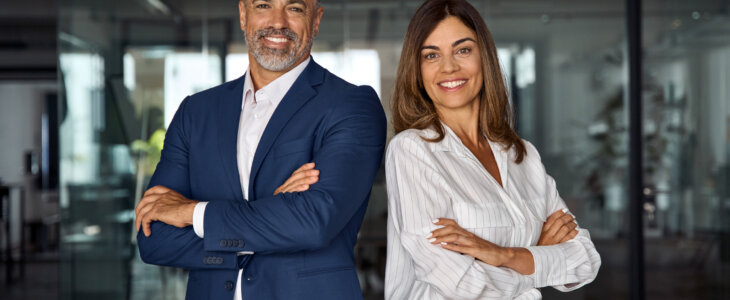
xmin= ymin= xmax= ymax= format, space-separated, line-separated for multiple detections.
xmin=430 ymin=122 xmax=512 ymax=161
xmin=242 ymin=57 xmax=311 ymax=109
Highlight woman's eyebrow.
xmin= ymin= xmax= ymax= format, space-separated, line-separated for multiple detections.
xmin=421 ymin=37 xmax=475 ymax=51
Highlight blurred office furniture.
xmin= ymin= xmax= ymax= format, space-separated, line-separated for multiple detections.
xmin=1 ymin=183 xmax=26 ymax=284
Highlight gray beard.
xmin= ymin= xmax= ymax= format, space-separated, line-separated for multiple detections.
xmin=246 ymin=28 xmax=314 ymax=72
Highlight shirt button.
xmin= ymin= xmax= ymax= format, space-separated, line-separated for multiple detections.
xmin=254 ymin=114 xmax=260 ymax=119
xmin=224 ymin=281 xmax=234 ymax=291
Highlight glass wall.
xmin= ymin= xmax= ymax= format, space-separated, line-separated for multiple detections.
xmin=57 ymin=0 xmax=729 ymax=299
xmin=642 ymin=0 xmax=730 ymax=298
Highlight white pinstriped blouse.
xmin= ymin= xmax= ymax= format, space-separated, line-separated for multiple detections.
xmin=384 ymin=124 xmax=601 ymax=299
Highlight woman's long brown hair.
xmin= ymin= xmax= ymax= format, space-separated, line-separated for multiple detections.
xmin=392 ymin=0 xmax=526 ymax=163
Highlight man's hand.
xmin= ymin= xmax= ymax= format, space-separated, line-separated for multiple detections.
xmin=273 ymin=162 xmax=319 ymax=195
xmin=537 ymin=209 xmax=578 ymax=246
xmin=135 ymin=186 xmax=198 ymax=237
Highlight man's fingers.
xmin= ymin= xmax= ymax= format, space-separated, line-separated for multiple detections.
xmin=144 ymin=185 xmax=170 ymax=197
xmin=278 ymin=169 xmax=319 ymax=191
xmin=293 ymin=162 xmax=316 ymax=174
xmin=135 ymin=194 xmax=160 ymax=215
xmin=143 ymin=217 xmax=153 ymax=237
xmin=274 ymin=174 xmax=319 ymax=195
xmin=136 ymin=203 xmax=155 ymax=232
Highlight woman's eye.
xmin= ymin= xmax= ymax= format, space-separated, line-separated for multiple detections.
xmin=457 ymin=48 xmax=472 ymax=55
xmin=424 ymin=53 xmax=438 ymax=60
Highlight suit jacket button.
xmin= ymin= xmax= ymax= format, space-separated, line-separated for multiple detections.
xmin=220 ymin=240 xmax=227 ymax=247
xmin=238 ymin=240 xmax=245 ymax=248
xmin=216 ymin=257 xmax=223 ymax=264
xmin=227 ymin=240 xmax=234 ymax=247
xmin=203 ymin=257 xmax=209 ymax=264
xmin=224 ymin=281 xmax=234 ymax=291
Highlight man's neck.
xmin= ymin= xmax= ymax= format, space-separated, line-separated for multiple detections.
xmin=248 ymin=53 xmax=310 ymax=90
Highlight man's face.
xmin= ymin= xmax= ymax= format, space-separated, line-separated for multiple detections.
xmin=239 ymin=0 xmax=323 ymax=72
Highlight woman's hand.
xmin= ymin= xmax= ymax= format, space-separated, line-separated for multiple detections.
xmin=428 ymin=218 xmax=509 ymax=267
xmin=537 ymin=209 xmax=579 ymax=246
xmin=429 ymin=218 xmax=536 ymax=275
xmin=273 ymin=162 xmax=319 ymax=195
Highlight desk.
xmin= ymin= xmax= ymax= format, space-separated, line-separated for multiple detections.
xmin=1 ymin=183 xmax=26 ymax=284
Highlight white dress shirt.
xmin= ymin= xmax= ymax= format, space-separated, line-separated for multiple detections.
xmin=192 ymin=57 xmax=311 ymax=300
xmin=384 ymin=124 xmax=601 ymax=299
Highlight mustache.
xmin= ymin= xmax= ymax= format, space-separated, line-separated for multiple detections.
xmin=255 ymin=28 xmax=299 ymax=42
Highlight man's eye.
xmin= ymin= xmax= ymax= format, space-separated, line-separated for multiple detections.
xmin=255 ymin=4 xmax=270 ymax=9
xmin=289 ymin=7 xmax=304 ymax=13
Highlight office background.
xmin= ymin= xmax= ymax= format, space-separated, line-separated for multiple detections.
xmin=0 ymin=0 xmax=729 ymax=299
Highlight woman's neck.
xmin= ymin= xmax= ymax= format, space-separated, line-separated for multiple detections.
xmin=438 ymin=102 xmax=482 ymax=147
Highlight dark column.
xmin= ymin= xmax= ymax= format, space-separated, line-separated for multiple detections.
xmin=626 ymin=0 xmax=645 ymax=299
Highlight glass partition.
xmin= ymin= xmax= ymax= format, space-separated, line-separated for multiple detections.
xmin=642 ymin=0 xmax=730 ymax=298
xmin=57 ymin=0 xmax=728 ymax=299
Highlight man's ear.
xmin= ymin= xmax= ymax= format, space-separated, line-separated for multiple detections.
xmin=312 ymin=5 xmax=324 ymax=37
xmin=238 ymin=0 xmax=247 ymax=32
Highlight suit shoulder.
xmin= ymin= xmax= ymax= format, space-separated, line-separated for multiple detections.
xmin=319 ymin=69 xmax=378 ymax=99
xmin=184 ymin=79 xmax=240 ymax=108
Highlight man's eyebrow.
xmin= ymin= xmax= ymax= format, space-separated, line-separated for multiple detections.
xmin=287 ymin=0 xmax=307 ymax=6
xmin=452 ymin=37 xmax=476 ymax=47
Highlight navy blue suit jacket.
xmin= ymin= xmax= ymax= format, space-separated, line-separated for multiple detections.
xmin=137 ymin=60 xmax=386 ymax=299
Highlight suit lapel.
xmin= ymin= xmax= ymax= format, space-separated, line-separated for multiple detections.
xmin=248 ymin=61 xmax=324 ymax=200
xmin=216 ymin=75 xmax=246 ymax=201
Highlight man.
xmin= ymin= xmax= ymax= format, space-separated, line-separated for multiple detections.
xmin=134 ymin=0 xmax=386 ymax=299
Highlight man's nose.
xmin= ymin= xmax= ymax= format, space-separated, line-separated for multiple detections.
xmin=269 ymin=7 xmax=288 ymax=29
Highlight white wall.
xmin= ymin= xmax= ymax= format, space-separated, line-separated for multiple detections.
xmin=0 ymin=81 xmax=57 ymax=248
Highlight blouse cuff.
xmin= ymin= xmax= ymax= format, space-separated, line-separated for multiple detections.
xmin=526 ymin=244 xmax=567 ymax=287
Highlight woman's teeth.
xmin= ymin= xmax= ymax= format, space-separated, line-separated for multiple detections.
xmin=439 ymin=80 xmax=466 ymax=89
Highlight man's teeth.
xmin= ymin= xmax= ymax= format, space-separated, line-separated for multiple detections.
xmin=439 ymin=80 xmax=466 ymax=88
xmin=265 ymin=36 xmax=288 ymax=43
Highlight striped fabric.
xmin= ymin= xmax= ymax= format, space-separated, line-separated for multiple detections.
xmin=384 ymin=124 xmax=601 ymax=299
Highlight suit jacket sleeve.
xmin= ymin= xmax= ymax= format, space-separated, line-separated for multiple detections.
xmin=202 ymin=86 xmax=386 ymax=254
xmin=136 ymin=97 xmax=239 ymax=270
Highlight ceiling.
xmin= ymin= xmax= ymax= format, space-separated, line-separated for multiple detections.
xmin=1 ymin=0 xmax=728 ymax=80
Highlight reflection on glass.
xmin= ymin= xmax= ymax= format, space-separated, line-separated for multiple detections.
xmin=58 ymin=0 xmax=729 ymax=299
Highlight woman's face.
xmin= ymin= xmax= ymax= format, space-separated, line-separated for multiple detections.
xmin=420 ymin=16 xmax=483 ymax=113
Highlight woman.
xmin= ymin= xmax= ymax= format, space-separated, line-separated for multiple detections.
xmin=385 ymin=0 xmax=601 ymax=299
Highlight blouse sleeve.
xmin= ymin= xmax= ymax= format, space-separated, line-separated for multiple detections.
xmin=385 ymin=134 xmax=535 ymax=299
xmin=524 ymin=142 xmax=602 ymax=291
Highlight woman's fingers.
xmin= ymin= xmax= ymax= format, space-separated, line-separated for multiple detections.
xmin=545 ymin=213 xmax=575 ymax=237
xmin=430 ymin=233 xmax=474 ymax=247
xmin=545 ymin=209 xmax=566 ymax=226
xmin=560 ymin=229 xmax=580 ymax=243
xmin=440 ymin=242 xmax=473 ymax=256
xmin=552 ymin=221 xmax=578 ymax=242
